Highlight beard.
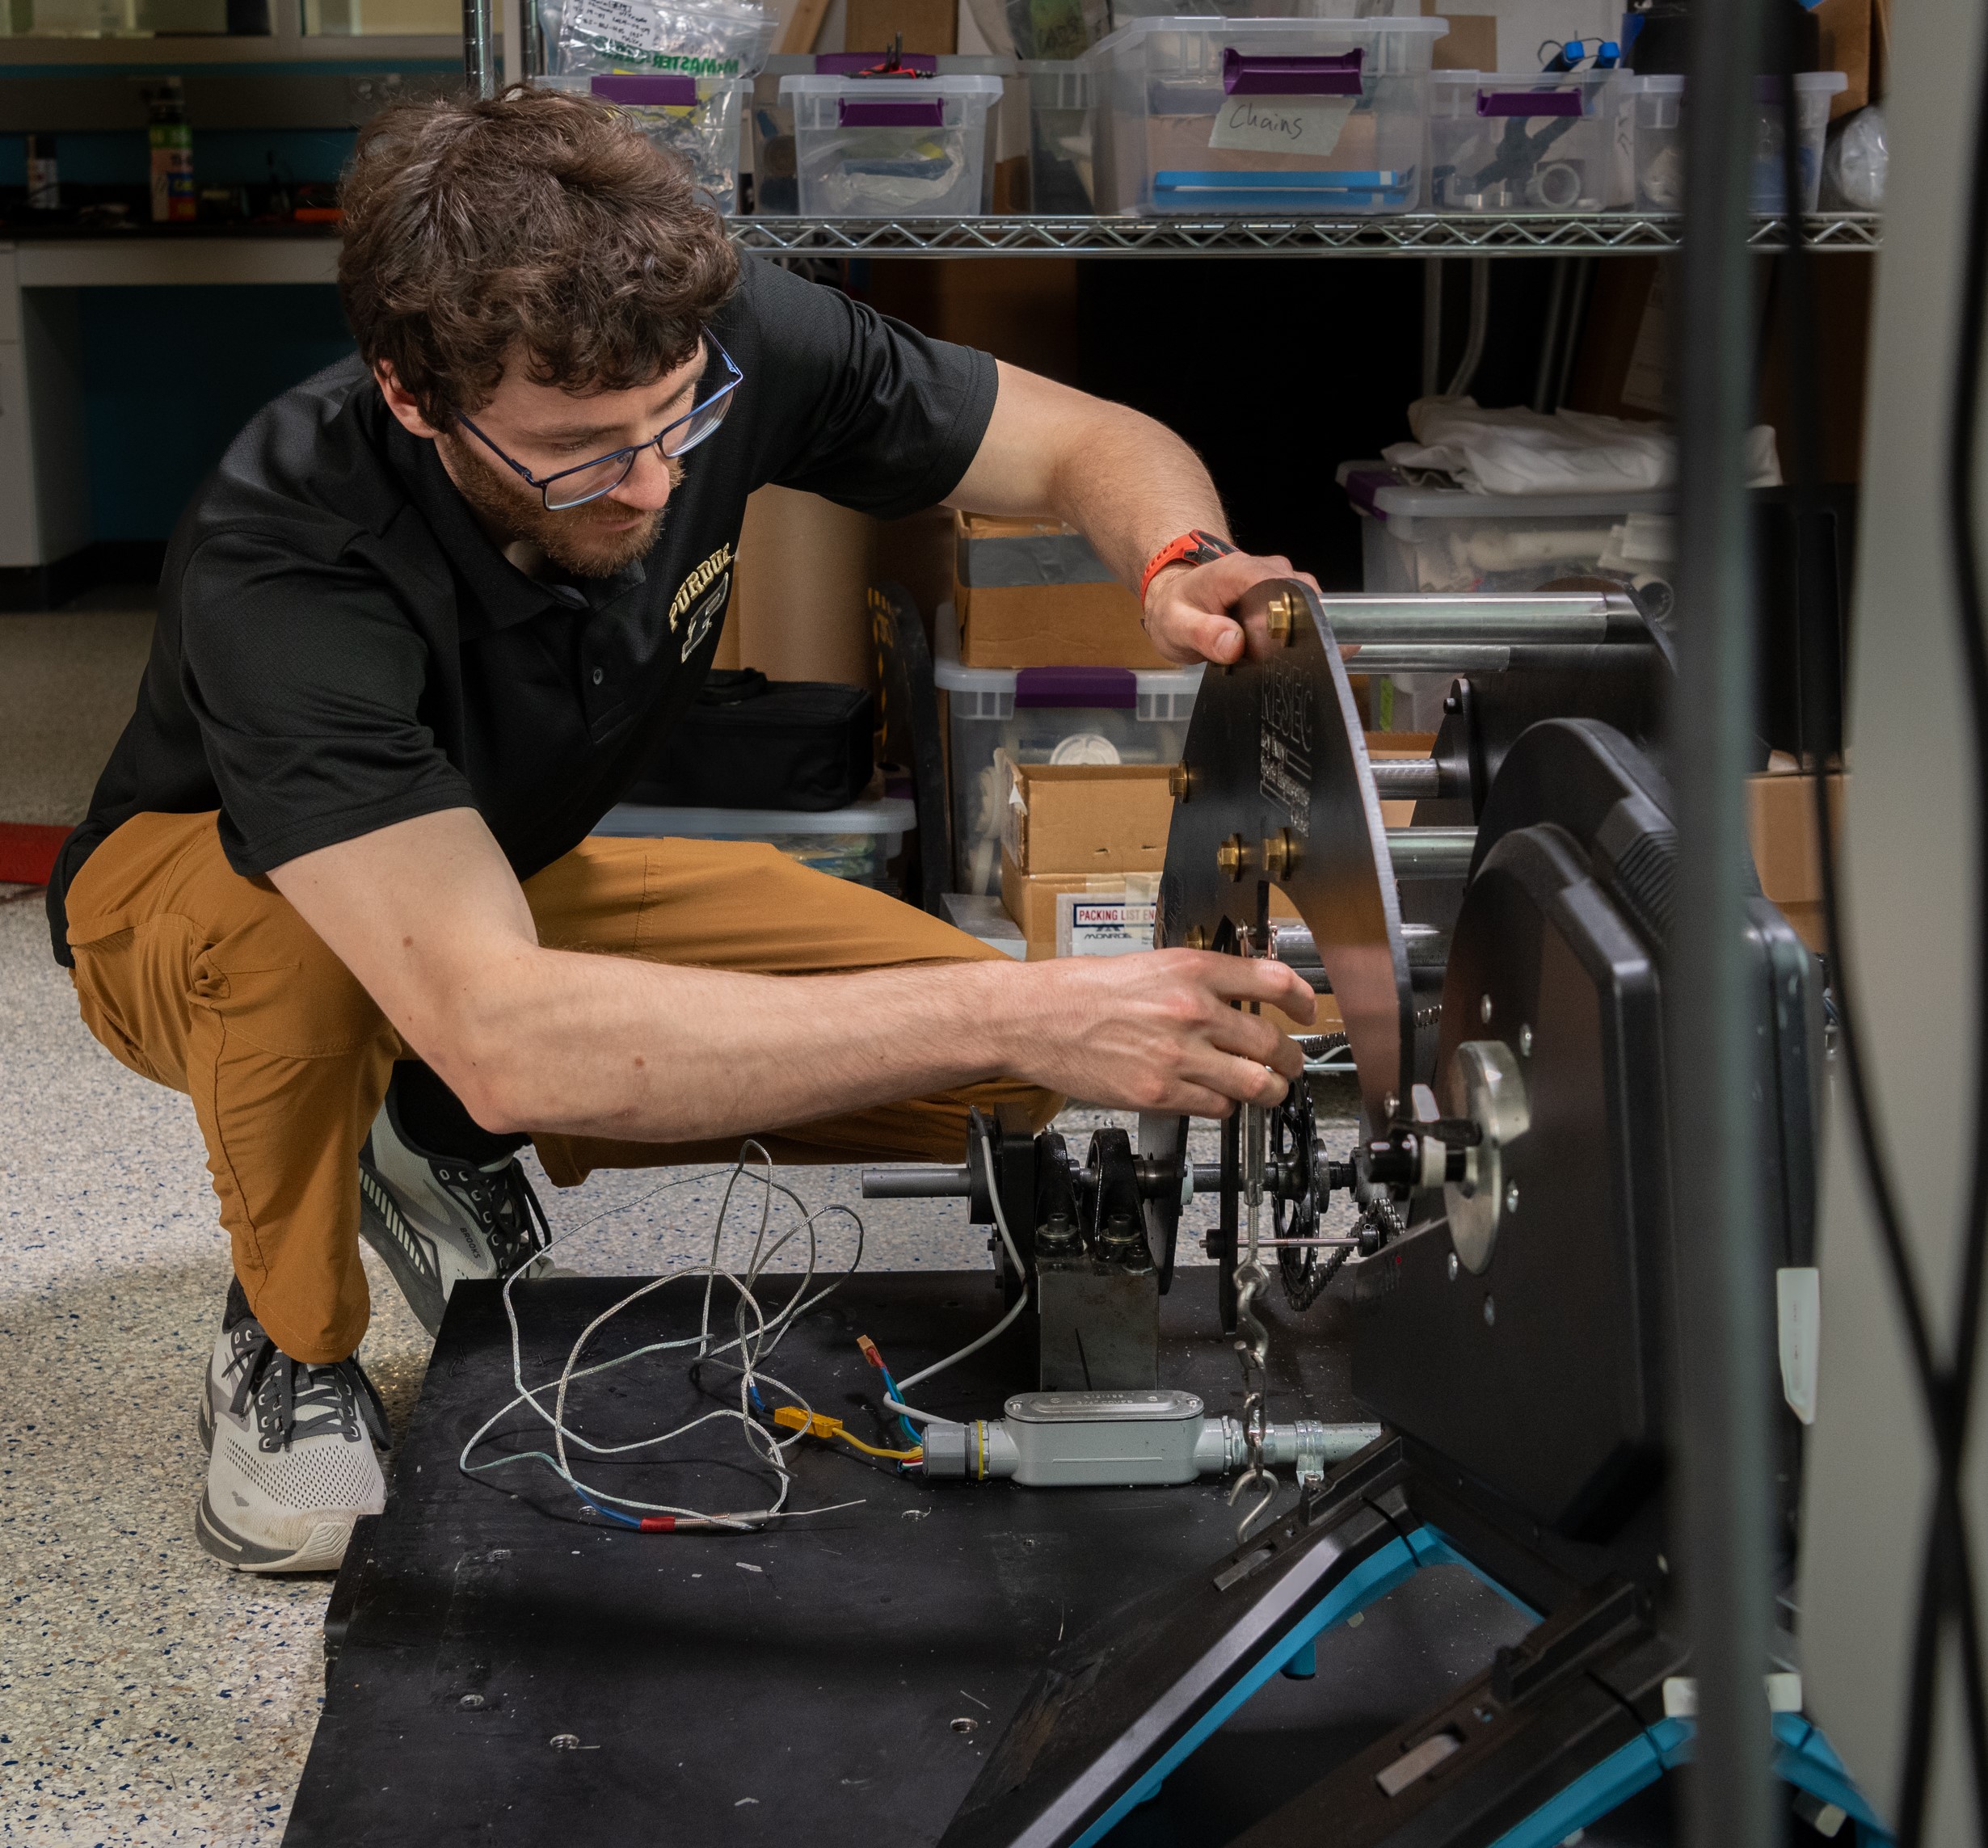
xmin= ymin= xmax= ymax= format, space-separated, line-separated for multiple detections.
xmin=439 ymin=432 xmax=682 ymax=579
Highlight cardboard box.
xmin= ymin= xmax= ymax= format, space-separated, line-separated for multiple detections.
xmin=1747 ymin=770 xmax=1845 ymax=954
xmin=843 ymin=0 xmax=956 ymax=53
xmin=1002 ymin=861 xmax=1299 ymax=945
xmin=954 ymin=511 xmax=1165 ymax=670
xmin=1000 ymin=760 xmax=1175 ymax=876
xmin=1000 ymin=739 xmax=1434 ymax=882
xmin=1812 ymin=0 xmax=1872 ymax=116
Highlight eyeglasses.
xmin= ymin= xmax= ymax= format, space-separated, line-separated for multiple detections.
xmin=457 ymin=335 xmax=743 ymax=511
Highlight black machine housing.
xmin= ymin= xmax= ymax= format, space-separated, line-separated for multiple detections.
xmin=936 ymin=687 xmax=1822 ymax=1848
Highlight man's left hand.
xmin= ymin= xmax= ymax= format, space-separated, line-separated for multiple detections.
xmin=1142 ymin=551 xmax=1323 ymax=667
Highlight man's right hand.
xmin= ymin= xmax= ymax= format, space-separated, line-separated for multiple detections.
xmin=993 ymin=948 xmax=1316 ymax=1118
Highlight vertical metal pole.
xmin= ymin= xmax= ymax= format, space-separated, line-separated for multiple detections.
xmin=499 ymin=0 xmax=523 ymax=88
xmin=1670 ymin=0 xmax=1777 ymax=1844
xmin=1446 ymin=256 xmax=1491 ymax=399
xmin=1421 ymin=259 xmax=1444 ymax=401
xmin=464 ymin=0 xmax=495 ymax=97
xmin=1531 ymin=258 xmax=1571 ymax=413
xmin=1550 ymin=258 xmax=1595 ymax=415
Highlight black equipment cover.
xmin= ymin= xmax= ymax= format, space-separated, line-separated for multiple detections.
xmin=626 ymin=668 xmax=874 ymax=813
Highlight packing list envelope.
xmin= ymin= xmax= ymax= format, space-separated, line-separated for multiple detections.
xmin=1207 ymin=93 xmax=1354 ymax=155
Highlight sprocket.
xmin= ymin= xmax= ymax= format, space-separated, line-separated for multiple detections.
xmin=1273 ymin=1081 xmax=1341 ymax=1311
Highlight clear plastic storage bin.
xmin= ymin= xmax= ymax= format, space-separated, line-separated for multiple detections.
xmin=1024 ymin=59 xmax=1096 ymax=211
xmin=544 ymin=73 xmax=748 ymax=211
xmin=778 ymin=71 xmax=1005 ymax=216
xmin=934 ymin=610 xmax=1202 ymax=895
xmin=753 ymin=55 xmax=1012 ymax=214
xmin=1428 ymin=69 xmax=1624 ymax=211
xmin=1089 ymin=15 xmax=1445 ymax=215
xmin=1340 ymin=463 xmax=1674 ymax=597
xmin=595 ymin=798 xmax=916 ymax=889
xmin=1631 ymin=70 xmax=1846 ymax=213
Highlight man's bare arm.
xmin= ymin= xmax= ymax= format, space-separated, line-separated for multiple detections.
xmin=945 ymin=361 xmax=1319 ymax=668
xmin=270 ymin=807 xmax=1316 ymax=1145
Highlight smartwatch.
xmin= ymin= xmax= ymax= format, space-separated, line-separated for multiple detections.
xmin=1139 ymin=528 xmax=1236 ymax=604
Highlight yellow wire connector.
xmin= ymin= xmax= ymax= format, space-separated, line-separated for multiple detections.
xmin=772 ymin=1404 xmax=921 ymax=1462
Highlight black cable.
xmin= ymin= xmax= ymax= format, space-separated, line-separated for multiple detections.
xmin=1774 ymin=15 xmax=1988 ymax=1837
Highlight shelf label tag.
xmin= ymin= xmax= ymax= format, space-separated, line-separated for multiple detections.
xmin=1208 ymin=95 xmax=1354 ymax=156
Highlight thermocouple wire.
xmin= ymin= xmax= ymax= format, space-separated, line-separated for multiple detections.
xmin=457 ymin=1145 xmax=870 ymax=1530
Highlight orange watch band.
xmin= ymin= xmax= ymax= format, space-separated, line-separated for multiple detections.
xmin=1139 ymin=528 xmax=1236 ymax=604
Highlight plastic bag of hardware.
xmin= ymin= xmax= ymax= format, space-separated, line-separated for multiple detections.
xmin=550 ymin=0 xmax=774 ymax=82
xmin=1000 ymin=0 xmax=1108 ymax=61
xmin=1821 ymin=103 xmax=1886 ymax=212
xmin=541 ymin=72 xmax=748 ymax=208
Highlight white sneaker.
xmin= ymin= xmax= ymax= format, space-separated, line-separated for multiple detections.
xmin=357 ymin=1089 xmax=556 ymax=1337
xmin=195 ymin=1317 xmax=388 ymax=1573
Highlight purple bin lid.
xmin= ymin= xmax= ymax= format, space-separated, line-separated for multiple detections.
xmin=1222 ymin=47 xmax=1364 ymax=97
xmin=1341 ymin=467 xmax=1400 ymax=520
xmin=838 ymin=95 xmax=944 ymax=126
xmin=1476 ymin=86 xmax=1583 ymax=117
xmin=1015 ymin=666 xmax=1138 ymax=709
xmin=590 ymin=74 xmax=700 ymax=104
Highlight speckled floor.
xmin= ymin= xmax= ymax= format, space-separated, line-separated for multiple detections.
xmin=0 ymin=604 xmax=1360 ymax=1845
xmin=0 ymin=600 xmax=155 ymax=828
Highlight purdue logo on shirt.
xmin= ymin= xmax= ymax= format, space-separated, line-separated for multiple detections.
xmin=669 ymin=544 xmax=734 ymax=660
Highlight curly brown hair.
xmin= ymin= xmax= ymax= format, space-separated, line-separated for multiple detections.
xmin=339 ymin=86 xmax=740 ymax=427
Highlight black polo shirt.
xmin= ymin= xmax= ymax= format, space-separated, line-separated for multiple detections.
xmin=48 ymin=257 xmax=996 ymax=966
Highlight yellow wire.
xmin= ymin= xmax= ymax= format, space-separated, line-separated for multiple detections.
xmin=773 ymin=1404 xmax=922 ymax=1463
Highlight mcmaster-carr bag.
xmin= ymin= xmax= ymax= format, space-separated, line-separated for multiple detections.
xmin=627 ymin=670 xmax=877 ymax=812
xmin=550 ymin=0 xmax=775 ymax=82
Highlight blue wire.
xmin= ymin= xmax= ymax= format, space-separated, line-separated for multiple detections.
xmin=583 ymin=1499 xmax=643 ymax=1529
xmin=880 ymin=1367 xmax=924 ymax=1447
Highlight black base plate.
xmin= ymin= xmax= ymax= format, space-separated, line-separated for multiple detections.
xmin=284 ymin=1272 xmax=1670 ymax=1847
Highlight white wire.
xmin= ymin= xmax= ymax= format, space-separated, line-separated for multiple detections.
xmin=886 ymin=1126 xmax=1030 ymax=1426
xmin=456 ymin=1143 xmax=872 ymax=1530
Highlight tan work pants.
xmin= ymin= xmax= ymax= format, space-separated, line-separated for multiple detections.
xmin=64 ymin=810 xmax=1055 ymax=1362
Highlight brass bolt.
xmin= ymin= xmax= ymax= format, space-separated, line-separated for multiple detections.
xmin=1216 ymin=833 xmax=1250 ymax=882
xmin=1261 ymin=827 xmax=1300 ymax=880
xmin=1183 ymin=924 xmax=1210 ymax=951
xmin=1265 ymin=590 xmax=1299 ymax=645
xmin=1169 ymin=764 xmax=1191 ymax=801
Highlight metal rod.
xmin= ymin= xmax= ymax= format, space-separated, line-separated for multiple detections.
xmin=1370 ymin=760 xmax=1442 ymax=799
xmin=463 ymin=0 xmax=495 ymax=96
xmin=1670 ymin=0 xmax=1777 ymax=1837
xmin=1386 ymin=827 xmax=1477 ymax=880
xmin=860 ymin=1165 xmax=973 ymax=1198
xmin=1318 ymin=592 xmax=1627 ymax=643
xmin=1349 ymin=646 xmax=1513 ymax=676
xmin=1271 ymin=919 xmax=1448 ymax=968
